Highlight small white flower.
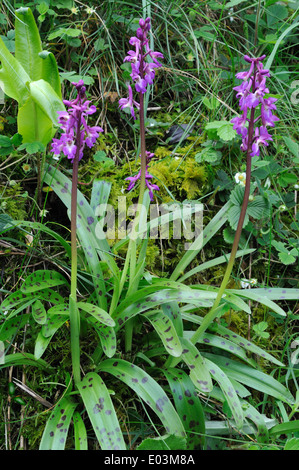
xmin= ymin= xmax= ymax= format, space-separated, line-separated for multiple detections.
xmin=85 ymin=7 xmax=96 ymax=14
xmin=39 ymin=209 xmax=49 ymax=218
xmin=71 ymin=6 xmax=79 ymax=14
xmin=240 ymin=279 xmax=250 ymax=289
xmin=241 ymin=278 xmax=257 ymax=288
xmin=234 ymin=172 xmax=246 ymax=186
xmin=294 ymin=184 xmax=299 ymax=190
xmin=279 ymin=204 xmax=286 ymax=211
xmin=264 ymin=177 xmax=271 ymax=189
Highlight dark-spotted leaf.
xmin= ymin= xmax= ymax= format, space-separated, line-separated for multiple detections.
xmin=20 ymin=270 xmax=68 ymax=294
xmin=32 ymin=300 xmax=47 ymax=324
xmin=179 ymin=337 xmax=213 ymax=393
xmin=98 ymin=359 xmax=186 ymax=438
xmin=164 ymin=368 xmax=206 ymax=450
xmin=39 ymin=396 xmax=77 ymax=450
xmin=73 ymin=411 xmax=88 ymax=450
xmin=42 ymin=313 xmax=69 ymax=338
xmin=0 ymin=312 xmax=31 ymax=342
xmin=34 ymin=330 xmax=52 ymax=359
xmin=142 ymin=310 xmax=182 ymax=357
xmin=203 ymin=353 xmax=294 ymax=405
xmin=77 ymin=372 xmax=126 ymax=450
xmin=77 ymin=302 xmax=115 ymax=327
xmin=204 ymin=357 xmax=244 ymax=429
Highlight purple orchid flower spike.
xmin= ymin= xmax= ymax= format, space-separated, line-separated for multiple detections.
xmin=120 ymin=18 xmax=163 ymax=201
xmin=51 ymin=80 xmax=103 ymax=162
xmin=231 ymin=54 xmax=279 ymax=158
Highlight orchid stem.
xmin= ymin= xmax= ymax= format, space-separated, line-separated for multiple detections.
xmin=69 ymin=119 xmax=82 ymax=386
xmin=124 ymin=90 xmax=147 ymax=353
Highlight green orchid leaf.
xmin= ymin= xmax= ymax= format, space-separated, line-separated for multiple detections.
xmin=142 ymin=310 xmax=182 ymax=357
xmin=32 ymin=300 xmax=47 ymax=324
xmin=73 ymin=411 xmax=88 ymax=450
xmin=204 ymin=353 xmax=294 ymax=405
xmin=42 ymin=313 xmax=69 ymax=338
xmin=98 ymin=359 xmax=186 ymax=438
xmin=20 ymin=270 xmax=68 ymax=294
xmin=170 ymin=202 xmax=231 ymax=281
xmin=205 ymin=357 xmax=244 ymax=429
xmin=163 ymin=368 xmax=206 ymax=450
xmin=0 ymin=352 xmax=51 ymax=370
xmin=76 ymin=302 xmax=115 ymax=327
xmin=0 ymin=312 xmax=31 ymax=342
xmin=179 ymin=337 xmax=213 ymax=393
xmin=39 ymin=396 xmax=78 ymax=450
xmin=77 ymin=372 xmax=126 ymax=450
xmin=34 ymin=330 xmax=52 ymax=359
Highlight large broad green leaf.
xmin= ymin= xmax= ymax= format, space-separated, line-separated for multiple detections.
xmin=77 ymin=372 xmax=126 ymax=450
xmin=29 ymin=79 xmax=65 ymax=126
xmin=39 ymin=50 xmax=62 ymax=99
xmin=17 ymin=95 xmax=55 ymax=145
xmin=15 ymin=7 xmax=43 ymax=80
xmin=0 ymin=36 xmax=30 ymax=105
xmin=39 ymin=396 xmax=78 ymax=450
xmin=98 ymin=359 xmax=186 ymax=438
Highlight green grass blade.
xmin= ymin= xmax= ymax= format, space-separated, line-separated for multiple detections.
xmin=178 ymin=248 xmax=255 ymax=283
xmin=77 ymin=372 xmax=126 ymax=450
xmin=170 ymin=202 xmax=231 ymax=281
